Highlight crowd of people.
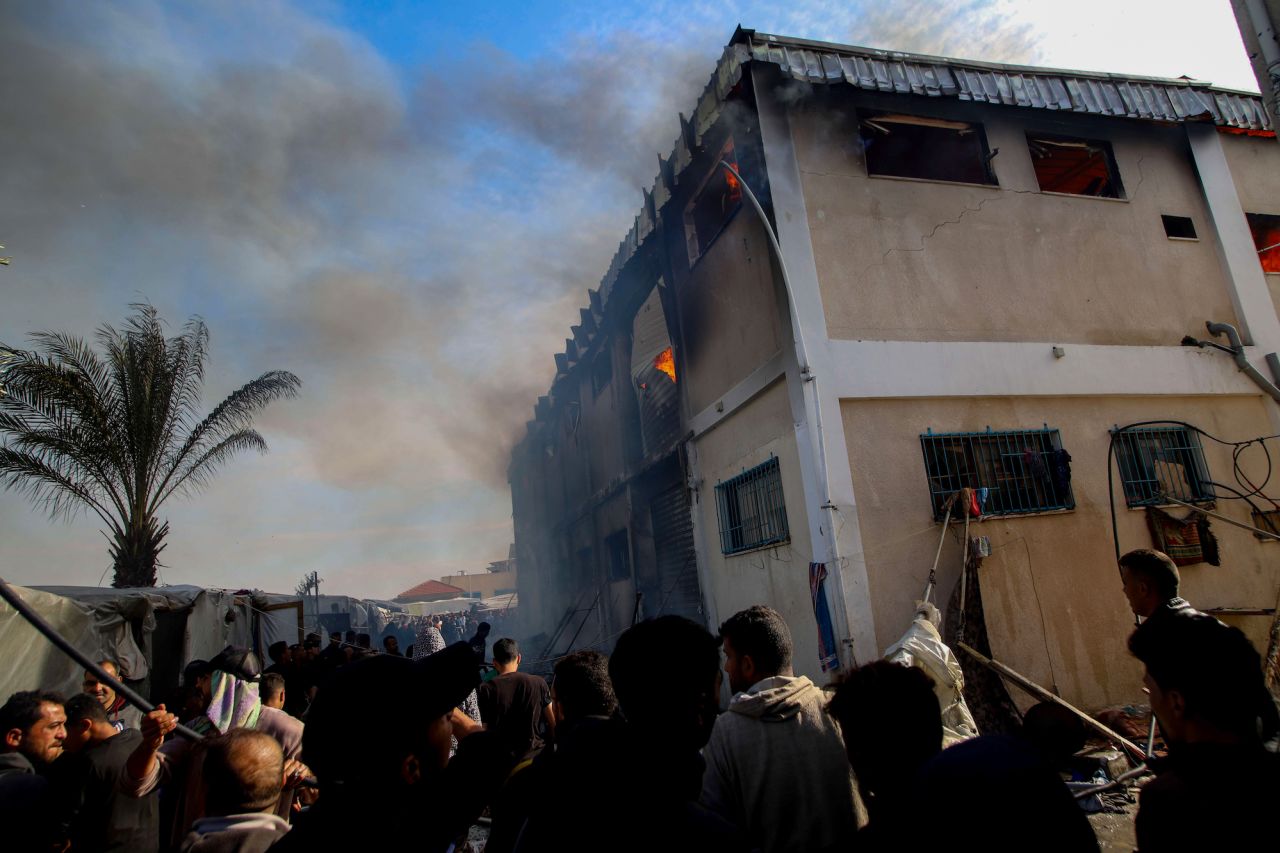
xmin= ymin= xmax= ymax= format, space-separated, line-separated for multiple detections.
xmin=1 ymin=548 xmax=1277 ymax=851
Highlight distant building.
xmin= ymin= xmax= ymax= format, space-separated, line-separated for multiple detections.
xmin=393 ymin=579 xmax=467 ymax=605
xmin=509 ymin=27 xmax=1280 ymax=710
xmin=440 ymin=556 xmax=518 ymax=601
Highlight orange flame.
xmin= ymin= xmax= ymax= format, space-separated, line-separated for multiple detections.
xmin=653 ymin=347 xmax=676 ymax=383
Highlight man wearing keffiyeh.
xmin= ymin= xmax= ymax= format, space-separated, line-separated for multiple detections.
xmin=122 ymin=647 xmax=309 ymax=847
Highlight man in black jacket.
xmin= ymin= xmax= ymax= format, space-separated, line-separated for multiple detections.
xmin=0 ymin=689 xmax=67 ymax=852
xmin=1129 ymin=616 xmax=1279 ymax=850
xmin=1118 ymin=549 xmax=1199 ymax=626
xmin=57 ymin=693 xmax=159 ymax=852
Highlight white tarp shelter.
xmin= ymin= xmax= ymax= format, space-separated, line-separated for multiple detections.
xmin=0 ymin=584 xmax=303 ymax=702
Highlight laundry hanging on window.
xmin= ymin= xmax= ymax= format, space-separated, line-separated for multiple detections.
xmin=1050 ymin=449 xmax=1072 ymax=498
xmin=1145 ymin=506 xmax=1221 ymax=566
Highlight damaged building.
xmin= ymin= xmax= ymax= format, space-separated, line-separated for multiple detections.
xmin=508 ymin=27 xmax=1280 ymax=709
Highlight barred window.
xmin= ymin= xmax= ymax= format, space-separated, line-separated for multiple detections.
xmin=715 ymin=457 xmax=789 ymax=555
xmin=920 ymin=427 xmax=1075 ymax=520
xmin=1111 ymin=426 xmax=1212 ymax=507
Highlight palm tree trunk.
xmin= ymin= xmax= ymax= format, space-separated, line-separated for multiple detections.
xmin=110 ymin=517 xmax=169 ymax=587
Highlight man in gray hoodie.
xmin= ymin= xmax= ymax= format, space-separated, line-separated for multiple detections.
xmin=701 ymin=606 xmax=860 ymax=853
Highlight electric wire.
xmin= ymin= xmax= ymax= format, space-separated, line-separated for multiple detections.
xmin=1106 ymin=420 xmax=1280 ymax=576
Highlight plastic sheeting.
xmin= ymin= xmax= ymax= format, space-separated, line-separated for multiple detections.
xmin=884 ymin=602 xmax=980 ymax=746
xmin=0 ymin=585 xmax=304 ymax=702
xmin=0 ymin=585 xmax=102 ymax=698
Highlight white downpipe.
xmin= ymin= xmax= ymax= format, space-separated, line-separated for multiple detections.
xmin=720 ymin=159 xmax=847 ymax=652
xmin=1244 ymin=0 xmax=1280 ymax=113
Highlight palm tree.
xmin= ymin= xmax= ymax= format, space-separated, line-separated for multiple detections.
xmin=0 ymin=304 xmax=300 ymax=587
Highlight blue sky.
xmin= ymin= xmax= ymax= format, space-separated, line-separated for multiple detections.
xmin=0 ymin=1 xmax=1260 ymax=599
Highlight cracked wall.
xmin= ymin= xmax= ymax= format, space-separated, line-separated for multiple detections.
xmin=788 ymin=88 xmax=1243 ymax=346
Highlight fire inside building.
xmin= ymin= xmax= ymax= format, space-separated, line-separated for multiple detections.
xmin=508 ymin=27 xmax=1280 ymax=710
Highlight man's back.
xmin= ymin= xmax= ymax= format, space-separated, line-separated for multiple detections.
xmin=476 ymin=671 xmax=549 ymax=762
xmin=700 ymin=675 xmax=859 ymax=853
xmin=62 ymin=728 xmax=159 ymax=853
xmin=1137 ymin=741 xmax=1278 ymax=849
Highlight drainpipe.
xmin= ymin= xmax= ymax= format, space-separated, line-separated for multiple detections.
xmin=1243 ymin=0 xmax=1280 ymax=128
xmin=1199 ymin=320 xmax=1280 ymax=403
xmin=721 ymin=159 xmax=848 ymax=657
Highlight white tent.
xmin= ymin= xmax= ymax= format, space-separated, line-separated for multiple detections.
xmin=0 ymin=584 xmax=303 ymax=702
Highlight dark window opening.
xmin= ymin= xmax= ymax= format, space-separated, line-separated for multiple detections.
xmin=1246 ymin=213 xmax=1280 ymax=273
xmin=858 ymin=112 xmax=997 ymax=185
xmin=1027 ymin=135 xmax=1123 ymax=198
xmin=591 ymin=350 xmax=612 ymax=396
xmin=1111 ymin=426 xmax=1213 ymax=507
xmin=920 ymin=428 xmax=1074 ymax=520
xmin=684 ymin=138 xmax=744 ymax=264
xmin=1251 ymin=509 xmax=1280 ymax=539
xmin=714 ymin=457 xmax=790 ymax=555
xmin=606 ymin=530 xmax=631 ymax=582
xmin=1162 ymin=215 xmax=1197 ymax=239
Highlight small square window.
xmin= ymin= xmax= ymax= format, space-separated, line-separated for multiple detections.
xmin=1027 ymin=135 xmax=1123 ymax=198
xmin=1246 ymin=213 xmax=1280 ymax=273
xmin=1250 ymin=509 xmax=1280 ymax=539
xmin=920 ymin=428 xmax=1074 ymax=520
xmin=1162 ymin=215 xmax=1197 ymax=239
xmin=1111 ymin=426 xmax=1213 ymax=507
xmin=859 ymin=112 xmax=997 ymax=185
xmin=714 ymin=457 xmax=790 ymax=555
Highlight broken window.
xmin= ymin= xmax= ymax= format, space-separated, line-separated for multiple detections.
xmin=606 ymin=530 xmax=631 ymax=582
xmin=715 ymin=457 xmax=790 ymax=555
xmin=858 ymin=112 xmax=997 ymax=185
xmin=1027 ymin=135 xmax=1123 ymax=198
xmin=920 ymin=428 xmax=1074 ymax=520
xmin=684 ymin=138 xmax=743 ymax=265
xmin=1111 ymin=426 xmax=1212 ymax=507
xmin=1247 ymin=213 xmax=1280 ymax=273
xmin=630 ymin=285 xmax=680 ymax=454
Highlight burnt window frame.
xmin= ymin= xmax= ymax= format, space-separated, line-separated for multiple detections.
xmin=920 ymin=427 xmax=1075 ymax=521
xmin=714 ymin=456 xmax=790 ymax=555
xmin=1025 ymin=133 xmax=1124 ymax=198
xmin=857 ymin=110 xmax=999 ymax=186
xmin=1246 ymin=212 xmax=1280 ymax=274
xmin=1111 ymin=426 xmax=1214 ymax=507
xmin=683 ymin=138 xmax=744 ymax=266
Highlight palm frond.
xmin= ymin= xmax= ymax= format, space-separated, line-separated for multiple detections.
xmin=0 ymin=447 xmax=123 ymax=535
xmin=158 ymin=428 xmax=269 ymax=506
xmin=151 ymin=370 xmax=300 ymax=514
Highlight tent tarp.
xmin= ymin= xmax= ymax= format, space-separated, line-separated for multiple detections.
xmin=1 ymin=585 xmax=304 ymax=703
xmin=0 ymin=586 xmax=102 ymax=699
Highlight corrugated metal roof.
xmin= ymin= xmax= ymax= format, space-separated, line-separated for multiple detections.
xmin=746 ymin=31 xmax=1270 ymax=131
xmin=525 ymin=30 xmax=1272 ymax=434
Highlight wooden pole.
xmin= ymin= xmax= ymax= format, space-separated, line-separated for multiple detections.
xmin=1158 ymin=494 xmax=1280 ymax=541
xmin=957 ymin=642 xmax=1145 ymax=762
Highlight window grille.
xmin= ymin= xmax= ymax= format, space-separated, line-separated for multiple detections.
xmin=1111 ymin=426 xmax=1212 ymax=506
xmin=920 ymin=427 xmax=1074 ymax=521
xmin=715 ymin=457 xmax=789 ymax=555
